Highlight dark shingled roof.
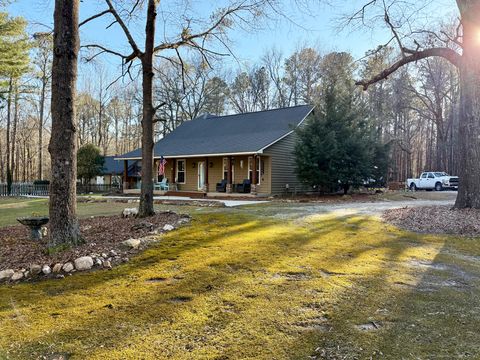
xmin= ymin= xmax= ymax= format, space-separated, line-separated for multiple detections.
xmin=102 ymin=156 xmax=140 ymax=176
xmin=102 ymin=156 xmax=124 ymax=175
xmin=115 ymin=105 xmax=314 ymax=159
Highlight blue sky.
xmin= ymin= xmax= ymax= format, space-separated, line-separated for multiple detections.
xmin=7 ymin=0 xmax=458 ymax=79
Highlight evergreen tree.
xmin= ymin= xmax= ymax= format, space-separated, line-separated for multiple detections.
xmin=77 ymin=144 xmax=104 ymax=185
xmin=295 ymin=52 xmax=389 ymax=194
xmin=0 ymin=12 xmax=30 ymax=86
xmin=0 ymin=11 xmax=30 ymax=193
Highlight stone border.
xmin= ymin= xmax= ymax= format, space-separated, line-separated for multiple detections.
xmin=0 ymin=218 xmax=190 ymax=283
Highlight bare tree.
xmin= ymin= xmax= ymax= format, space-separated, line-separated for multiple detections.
xmin=48 ymin=0 xmax=81 ymax=246
xmin=347 ymin=1 xmax=479 ymax=208
xmin=81 ymin=0 xmax=278 ymax=217
xmin=32 ymin=32 xmax=52 ymax=180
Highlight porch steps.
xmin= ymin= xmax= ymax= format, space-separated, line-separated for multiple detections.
xmin=164 ymin=191 xmax=207 ymax=198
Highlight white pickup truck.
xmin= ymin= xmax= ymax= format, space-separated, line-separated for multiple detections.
xmin=407 ymin=172 xmax=459 ymax=191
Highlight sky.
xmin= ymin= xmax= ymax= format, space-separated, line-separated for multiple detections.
xmin=7 ymin=0 xmax=458 ymax=85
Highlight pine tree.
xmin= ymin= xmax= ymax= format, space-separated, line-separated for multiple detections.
xmin=295 ymin=52 xmax=389 ymax=194
xmin=0 ymin=11 xmax=30 ymax=192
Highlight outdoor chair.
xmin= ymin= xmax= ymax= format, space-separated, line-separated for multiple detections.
xmin=216 ymin=179 xmax=227 ymax=192
xmin=155 ymin=178 xmax=169 ymax=191
xmin=235 ymin=179 xmax=251 ymax=193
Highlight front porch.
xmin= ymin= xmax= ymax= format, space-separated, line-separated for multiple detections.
xmin=122 ymin=154 xmax=271 ymax=196
xmin=122 ymin=189 xmax=260 ymax=198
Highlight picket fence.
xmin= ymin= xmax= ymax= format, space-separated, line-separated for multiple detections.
xmin=0 ymin=183 xmax=49 ymax=197
xmin=0 ymin=183 xmax=121 ymax=197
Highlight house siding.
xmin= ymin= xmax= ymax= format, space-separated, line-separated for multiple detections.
xmin=263 ymin=132 xmax=304 ymax=195
xmin=161 ymin=155 xmax=271 ymax=195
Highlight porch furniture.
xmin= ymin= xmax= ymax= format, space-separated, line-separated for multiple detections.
xmin=216 ymin=179 xmax=227 ymax=192
xmin=235 ymin=179 xmax=251 ymax=193
xmin=154 ymin=178 xmax=170 ymax=191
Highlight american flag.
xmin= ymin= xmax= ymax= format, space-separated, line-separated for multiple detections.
xmin=158 ymin=157 xmax=167 ymax=176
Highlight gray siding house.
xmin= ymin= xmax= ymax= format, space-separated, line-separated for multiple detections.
xmin=115 ymin=105 xmax=314 ymax=196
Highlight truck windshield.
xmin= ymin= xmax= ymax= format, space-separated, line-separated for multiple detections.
xmin=434 ymin=172 xmax=449 ymax=177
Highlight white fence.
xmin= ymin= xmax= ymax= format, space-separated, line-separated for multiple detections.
xmin=0 ymin=183 xmax=49 ymax=197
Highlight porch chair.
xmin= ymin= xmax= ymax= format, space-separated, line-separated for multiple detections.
xmin=216 ymin=179 xmax=227 ymax=192
xmin=154 ymin=178 xmax=169 ymax=191
xmin=235 ymin=179 xmax=251 ymax=193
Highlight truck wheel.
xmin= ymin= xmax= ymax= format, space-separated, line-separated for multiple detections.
xmin=435 ymin=182 xmax=443 ymax=191
xmin=409 ymin=183 xmax=417 ymax=191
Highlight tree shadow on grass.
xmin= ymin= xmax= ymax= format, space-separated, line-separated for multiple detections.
xmin=0 ymin=212 xmax=451 ymax=359
xmin=295 ymin=228 xmax=480 ymax=359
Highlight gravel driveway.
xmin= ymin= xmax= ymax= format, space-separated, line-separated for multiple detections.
xmin=240 ymin=192 xmax=457 ymax=219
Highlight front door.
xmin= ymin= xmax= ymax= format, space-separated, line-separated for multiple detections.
xmin=198 ymin=161 xmax=206 ymax=190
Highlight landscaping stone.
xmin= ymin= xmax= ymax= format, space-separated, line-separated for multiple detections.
xmin=0 ymin=269 xmax=14 ymax=281
xmin=74 ymin=256 xmax=94 ymax=271
xmin=131 ymin=221 xmax=154 ymax=231
xmin=101 ymin=253 xmax=108 ymax=259
xmin=11 ymin=272 xmax=24 ymax=281
xmin=95 ymin=258 xmax=103 ymax=267
xmin=122 ymin=208 xmax=138 ymax=218
xmin=30 ymin=264 xmax=42 ymax=275
xmin=163 ymin=224 xmax=175 ymax=231
xmin=42 ymin=265 xmax=52 ymax=275
xmin=121 ymin=238 xmax=141 ymax=249
xmin=62 ymin=262 xmax=74 ymax=273
xmin=109 ymin=250 xmax=118 ymax=257
xmin=52 ymin=263 xmax=63 ymax=273
xmin=103 ymin=260 xmax=112 ymax=269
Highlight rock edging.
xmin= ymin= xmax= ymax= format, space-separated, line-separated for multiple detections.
xmin=0 ymin=218 xmax=188 ymax=283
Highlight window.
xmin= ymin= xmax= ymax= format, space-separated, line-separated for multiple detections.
xmin=248 ymin=156 xmax=261 ymax=185
xmin=421 ymin=173 xmax=427 ymax=179
xmin=223 ymin=158 xmax=228 ymax=180
xmin=428 ymin=173 xmax=435 ymax=179
xmin=176 ymin=159 xmax=185 ymax=184
xmin=223 ymin=157 xmax=234 ymax=182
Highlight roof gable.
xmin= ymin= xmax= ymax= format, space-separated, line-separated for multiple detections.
xmin=116 ymin=105 xmax=313 ymax=159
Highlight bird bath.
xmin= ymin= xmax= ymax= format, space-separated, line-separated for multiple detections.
xmin=17 ymin=217 xmax=49 ymax=241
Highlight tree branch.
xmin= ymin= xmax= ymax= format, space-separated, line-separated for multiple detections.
xmin=79 ymin=9 xmax=111 ymax=27
xmin=104 ymin=0 xmax=141 ymax=59
xmin=81 ymin=44 xmax=128 ymax=61
xmin=356 ymin=47 xmax=462 ymax=90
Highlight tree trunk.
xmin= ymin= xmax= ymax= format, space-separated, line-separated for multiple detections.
xmin=138 ymin=0 xmax=157 ymax=217
xmin=48 ymin=0 xmax=81 ymax=246
xmin=38 ymin=76 xmax=46 ymax=180
xmin=454 ymin=2 xmax=480 ymax=208
xmin=11 ymin=85 xmax=19 ymax=183
xmin=5 ymin=78 xmax=12 ymax=194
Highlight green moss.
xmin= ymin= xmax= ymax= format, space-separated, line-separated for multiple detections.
xmin=0 ymin=203 xmax=479 ymax=359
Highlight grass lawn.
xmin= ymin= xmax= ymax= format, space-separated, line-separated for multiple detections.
xmin=1 ymin=199 xmax=480 ymax=359
xmin=0 ymin=197 xmax=193 ymax=228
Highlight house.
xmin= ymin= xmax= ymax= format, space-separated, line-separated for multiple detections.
xmin=115 ymin=105 xmax=314 ymax=196
xmin=91 ymin=156 xmax=141 ymax=188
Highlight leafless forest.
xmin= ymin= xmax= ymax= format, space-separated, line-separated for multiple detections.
xmin=0 ymin=43 xmax=460 ymax=184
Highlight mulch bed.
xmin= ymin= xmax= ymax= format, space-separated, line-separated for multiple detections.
xmin=383 ymin=205 xmax=480 ymax=237
xmin=0 ymin=211 xmax=188 ymax=271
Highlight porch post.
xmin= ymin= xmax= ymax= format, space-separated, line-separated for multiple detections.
xmin=251 ymin=155 xmax=258 ymax=195
xmin=205 ymin=157 xmax=209 ymax=192
xmin=226 ymin=156 xmax=233 ymax=193
xmin=172 ymin=159 xmax=176 ymax=188
xmin=123 ymin=160 xmax=128 ymax=192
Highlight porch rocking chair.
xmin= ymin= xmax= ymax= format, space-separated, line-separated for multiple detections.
xmin=235 ymin=179 xmax=251 ymax=193
xmin=216 ymin=179 xmax=227 ymax=192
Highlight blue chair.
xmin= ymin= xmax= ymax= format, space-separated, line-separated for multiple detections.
xmin=155 ymin=178 xmax=169 ymax=191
